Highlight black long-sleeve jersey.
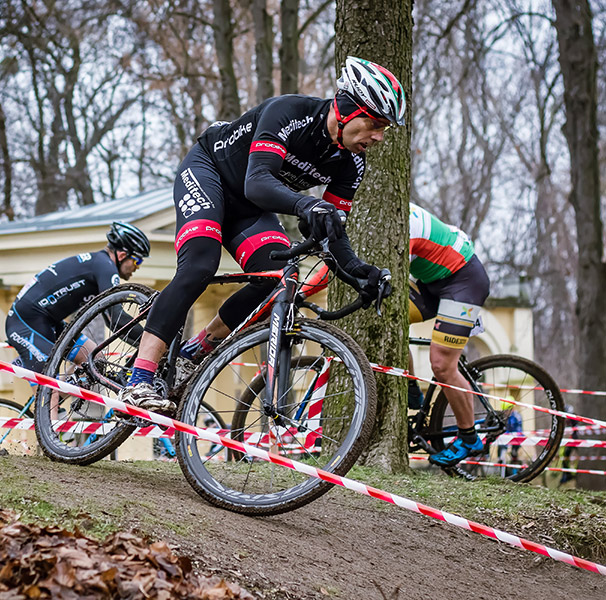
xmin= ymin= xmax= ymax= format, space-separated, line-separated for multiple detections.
xmin=198 ymin=94 xmax=366 ymax=217
xmin=13 ymin=250 xmax=120 ymax=323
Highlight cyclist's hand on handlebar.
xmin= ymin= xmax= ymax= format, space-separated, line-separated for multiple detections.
xmin=295 ymin=198 xmax=344 ymax=242
xmin=349 ymin=263 xmax=392 ymax=312
xmin=349 ymin=263 xmax=381 ymax=298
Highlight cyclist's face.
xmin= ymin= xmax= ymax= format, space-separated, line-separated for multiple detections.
xmin=118 ymin=254 xmax=140 ymax=280
xmin=342 ymin=117 xmax=391 ymax=154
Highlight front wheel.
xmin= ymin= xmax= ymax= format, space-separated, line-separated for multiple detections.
xmin=176 ymin=319 xmax=377 ymax=515
xmin=428 ymin=354 xmax=564 ymax=482
xmin=0 ymin=398 xmax=34 ymax=419
xmin=35 ymin=284 xmax=155 ymax=465
xmin=0 ymin=398 xmax=35 ymax=450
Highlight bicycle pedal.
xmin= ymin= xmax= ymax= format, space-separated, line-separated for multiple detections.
xmin=442 ymin=465 xmax=477 ymax=482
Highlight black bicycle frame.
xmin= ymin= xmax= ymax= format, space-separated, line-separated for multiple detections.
xmin=83 ymin=237 xmax=367 ymax=413
xmin=407 ymin=337 xmax=506 ymax=448
xmin=263 ymin=261 xmax=299 ymax=425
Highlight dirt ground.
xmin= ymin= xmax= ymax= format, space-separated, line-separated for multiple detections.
xmin=1 ymin=455 xmax=603 ymax=600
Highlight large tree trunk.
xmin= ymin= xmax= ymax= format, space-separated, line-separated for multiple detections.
xmin=280 ymin=0 xmax=299 ymax=94
xmin=0 ymin=102 xmax=14 ymax=220
xmin=213 ymin=0 xmax=241 ymax=120
xmin=332 ymin=1 xmax=413 ymax=472
xmin=251 ymin=0 xmax=274 ymax=102
xmin=553 ymin=0 xmax=606 ymax=489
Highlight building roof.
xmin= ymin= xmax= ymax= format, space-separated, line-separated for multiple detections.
xmin=0 ymin=187 xmax=173 ymax=235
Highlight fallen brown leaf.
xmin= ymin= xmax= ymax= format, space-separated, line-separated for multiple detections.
xmin=0 ymin=510 xmax=256 ymax=599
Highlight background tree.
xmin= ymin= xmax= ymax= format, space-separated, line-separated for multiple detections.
xmin=280 ymin=0 xmax=299 ymax=93
xmin=331 ymin=1 xmax=413 ymax=471
xmin=249 ymin=0 xmax=275 ymax=102
xmin=213 ymin=0 xmax=241 ymax=119
xmin=0 ymin=100 xmax=13 ymax=221
xmin=553 ymin=0 xmax=606 ymax=489
xmin=0 ymin=1 xmax=145 ymax=214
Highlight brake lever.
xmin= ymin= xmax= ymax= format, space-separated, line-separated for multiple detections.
xmin=374 ymin=269 xmax=392 ymax=317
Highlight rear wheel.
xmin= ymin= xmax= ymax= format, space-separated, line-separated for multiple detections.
xmin=176 ymin=319 xmax=377 ymax=515
xmin=428 ymin=354 xmax=564 ymax=482
xmin=35 ymin=284 xmax=155 ymax=465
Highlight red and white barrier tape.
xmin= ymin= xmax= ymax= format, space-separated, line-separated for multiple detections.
xmin=4 ymin=416 xmax=606 ymax=452
xmin=410 ymin=455 xmax=606 ymax=477
xmin=0 ymin=359 xmax=604 ymax=576
xmin=5 ymin=340 xmax=606 ymax=399
xmin=493 ymin=435 xmax=606 ymax=449
xmin=405 ymin=372 xmax=606 ymax=429
xmin=533 ymin=425 xmax=603 ymax=436
xmin=0 ymin=418 xmax=315 ymax=454
xmin=3 ymin=342 xmax=606 ymax=427
xmin=232 ymin=359 xmax=606 ymax=429
xmin=368 ymin=359 xmax=606 ymax=397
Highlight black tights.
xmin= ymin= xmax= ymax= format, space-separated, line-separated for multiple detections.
xmin=145 ymin=236 xmax=287 ymax=344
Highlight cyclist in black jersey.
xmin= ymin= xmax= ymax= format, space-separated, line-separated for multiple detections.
xmin=119 ymin=57 xmax=406 ymax=414
xmin=5 ymin=222 xmax=150 ymax=372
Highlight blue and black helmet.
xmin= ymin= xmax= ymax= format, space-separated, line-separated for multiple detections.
xmin=106 ymin=221 xmax=150 ymax=258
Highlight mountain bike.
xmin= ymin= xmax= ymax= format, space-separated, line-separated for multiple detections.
xmin=35 ymin=235 xmax=389 ymax=515
xmin=34 ymin=285 xmax=223 ymax=465
xmin=406 ymin=337 xmax=565 ymax=482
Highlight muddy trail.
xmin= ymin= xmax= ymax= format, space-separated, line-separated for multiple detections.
xmin=0 ymin=455 xmax=603 ymax=599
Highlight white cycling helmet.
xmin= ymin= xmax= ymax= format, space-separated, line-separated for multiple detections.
xmin=336 ymin=56 xmax=406 ymax=126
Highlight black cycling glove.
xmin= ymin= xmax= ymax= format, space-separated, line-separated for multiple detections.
xmin=348 ymin=262 xmax=392 ymax=301
xmin=295 ymin=198 xmax=344 ymax=242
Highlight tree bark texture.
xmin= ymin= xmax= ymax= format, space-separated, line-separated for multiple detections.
xmin=252 ymin=0 xmax=275 ymax=102
xmin=552 ymin=0 xmax=606 ymax=489
xmin=213 ymin=0 xmax=241 ymax=120
xmin=333 ymin=1 xmax=413 ymax=472
xmin=280 ymin=0 xmax=299 ymax=94
xmin=0 ymin=102 xmax=14 ymax=220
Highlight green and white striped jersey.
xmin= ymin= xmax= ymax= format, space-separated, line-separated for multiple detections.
xmin=410 ymin=203 xmax=475 ymax=283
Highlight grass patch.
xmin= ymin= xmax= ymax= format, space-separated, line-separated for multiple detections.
xmin=1 ymin=454 xmax=604 ymax=566
xmin=347 ymin=465 xmax=606 ymax=563
xmin=0 ymin=478 xmax=121 ymax=539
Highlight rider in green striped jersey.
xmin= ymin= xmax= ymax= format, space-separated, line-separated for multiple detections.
xmin=408 ymin=203 xmax=490 ymax=467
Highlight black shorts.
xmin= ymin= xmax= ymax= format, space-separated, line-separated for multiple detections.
xmin=5 ymin=305 xmax=65 ymax=371
xmin=173 ymin=143 xmax=290 ymax=266
xmin=409 ymin=255 xmax=490 ymax=349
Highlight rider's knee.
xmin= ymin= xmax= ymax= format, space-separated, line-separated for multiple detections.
xmin=175 ymin=261 xmax=217 ymax=295
xmin=429 ymin=352 xmax=459 ymax=382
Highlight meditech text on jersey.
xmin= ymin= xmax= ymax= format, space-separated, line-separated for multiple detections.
xmin=352 ymin=154 xmax=365 ymax=189
xmin=277 ymin=116 xmax=313 ymax=142
xmin=180 ymin=168 xmax=213 ymax=210
xmin=283 ymin=153 xmax=332 ymax=184
xmin=213 ymin=122 xmax=253 ymax=152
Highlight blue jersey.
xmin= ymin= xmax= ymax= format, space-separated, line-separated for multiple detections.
xmin=13 ymin=250 xmax=120 ymax=323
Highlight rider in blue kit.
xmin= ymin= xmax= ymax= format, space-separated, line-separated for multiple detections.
xmin=5 ymin=222 xmax=150 ymax=372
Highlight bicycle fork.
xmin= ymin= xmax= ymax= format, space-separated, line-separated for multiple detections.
xmin=263 ymin=267 xmax=299 ymax=428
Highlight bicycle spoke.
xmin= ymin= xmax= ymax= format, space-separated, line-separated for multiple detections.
xmin=428 ymin=354 xmax=564 ymax=482
xmin=176 ymin=320 xmax=376 ymax=515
